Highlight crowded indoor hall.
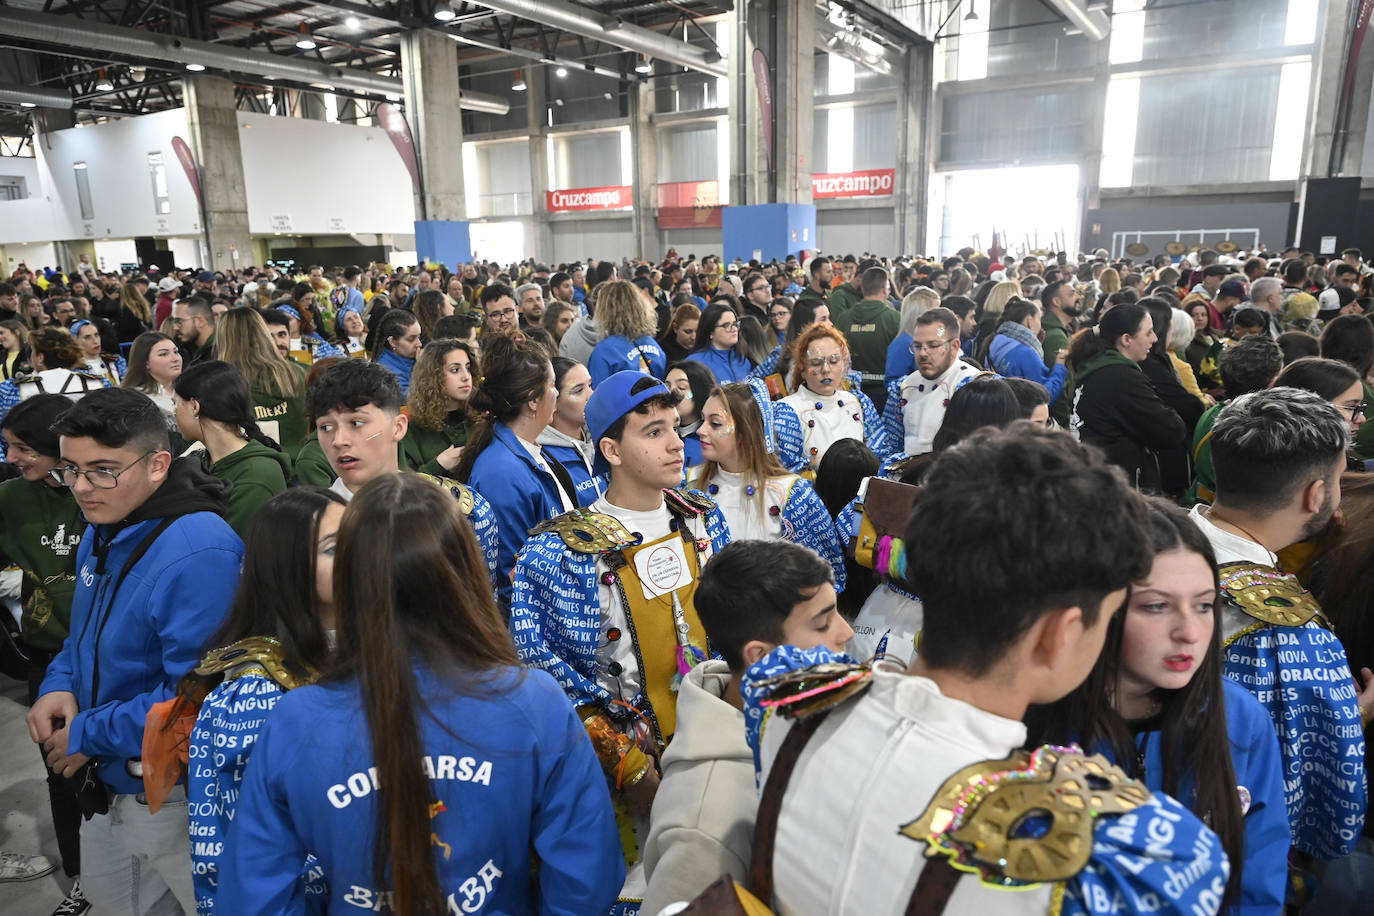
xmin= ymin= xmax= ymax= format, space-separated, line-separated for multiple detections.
xmin=0 ymin=0 xmax=1371 ymax=914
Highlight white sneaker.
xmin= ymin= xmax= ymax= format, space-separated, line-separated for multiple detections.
xmin=0 ymin=850 xmax=58 ymax=882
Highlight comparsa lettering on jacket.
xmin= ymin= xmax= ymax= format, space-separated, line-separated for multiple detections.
xmin=327 ymin=756 xmax=494 ymax=809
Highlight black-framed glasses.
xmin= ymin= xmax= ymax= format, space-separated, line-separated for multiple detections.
xmin=51 ymin=450 xmax=156 ymax=490
xmin=1343 ymin=401 xmax=1367 ymax=421
xmin=716 ymin=320 xmax=740 ymax=331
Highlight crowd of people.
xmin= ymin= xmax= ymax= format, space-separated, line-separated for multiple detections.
xmin=2 ymin=240 xmax=1374 ymax=916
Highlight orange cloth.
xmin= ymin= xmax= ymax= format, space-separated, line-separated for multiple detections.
xmin=141 ymin=696 xmax=200 ymax=813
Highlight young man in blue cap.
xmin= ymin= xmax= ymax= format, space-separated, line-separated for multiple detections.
xmin=509 ymin=369 xmax=731 ymax=910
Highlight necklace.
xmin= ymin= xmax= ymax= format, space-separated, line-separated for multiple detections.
xmin=1203 ymin=507 xmax=1277 ymax=564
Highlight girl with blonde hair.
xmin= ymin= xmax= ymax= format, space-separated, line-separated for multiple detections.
xmin=587 ymin=279 xmax=665 ymax=386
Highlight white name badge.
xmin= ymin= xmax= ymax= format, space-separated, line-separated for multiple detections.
xmin=633 ymin=535 xmax=691 ymax=599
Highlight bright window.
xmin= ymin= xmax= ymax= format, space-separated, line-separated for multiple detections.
xmin=1269 ymin=61 xmax=1311 ymax=180
xmin=1100 ymin=78 xmax=1140 ymax=188
xmin=1285 ymin=0 xmax=1317 ymax=45
xmin=147 ymin=152 xmax=170 ymax=215
xmin=829 ymin=53 xmax=855 ymax=95
xmin=462 ymin=142 xmax=481 ymax=220
xmin=1109 ymin=0 xmax=1146 ymax=66
xmin=956 ymin=0 xmax=988 ymax=82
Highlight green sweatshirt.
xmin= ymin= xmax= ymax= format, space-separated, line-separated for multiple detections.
xmin=835 ymin=298 xmax=900 ymax=401
xmin=401 ymin=411 xmax=473 ymax=476
xmin=205 ymin=440 xmax=292 ymax=538
xmin=252 ymin=360 xmax=309 ymax=461
xmin=826 ymin=283 xmax=862 ymax=322
xmin=0 ymin=477 xmax=84 ymax=651
xmin=294 ymin=432 xmax=336 ymax=487
xmin=1355 ymin=381 xmax=1374 ymax=462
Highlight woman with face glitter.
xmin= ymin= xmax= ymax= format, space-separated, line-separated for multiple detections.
xmin=778 ymin=324 xmax=888 ymax=472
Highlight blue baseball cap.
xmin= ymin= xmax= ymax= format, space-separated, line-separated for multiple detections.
xmin=586 ymin=370 xmax=673 ymax=476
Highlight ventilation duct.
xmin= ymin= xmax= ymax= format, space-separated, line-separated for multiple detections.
xmin=0 ymin=82 xmax=73 ymax=109
xmin=472 ymin=0 xmax=727 ymax=78
xmin=1044 ymin=0 xmax=1110 ymax=41
xmin=0 ymin=7 xmax=510 ymax=114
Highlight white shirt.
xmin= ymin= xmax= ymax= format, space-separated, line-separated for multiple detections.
xmin=329 ymin=476 xmax=354 ymax=502
xmin=781 ymin=386 xmax=865 ymax=469
xmin=760 ymin=670 xmax=1052 ymax=916
xmin=1188 ymin=504 xmax=1279 ymax=642
xmin=896 ymin=360 xmax=980 ymax=455
xmin=701 ymin=469 xmax=793 ymax=542
xmin=517 ymin=433 xmax=574 ymax=513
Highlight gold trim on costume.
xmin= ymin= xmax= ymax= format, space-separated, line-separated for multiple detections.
xmin=528 ymin=508 xmax=639 ymax=554
xmin=1217 ymin=562 xmax=1322 ymax=628
xmin=195 ymin=636 xmax=318 ymax=691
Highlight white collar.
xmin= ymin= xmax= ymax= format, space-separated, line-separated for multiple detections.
xmin=1188 ymin=504 xmax=1277 ymax=566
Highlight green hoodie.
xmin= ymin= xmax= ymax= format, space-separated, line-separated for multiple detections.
xmin=0 ymin=477 xmax=84 ymax=651
xmin=294 ymin=432 xmax=336 ymax=487
xmin=401 ymin=411 xmax=473 ymax=476
xmin=204 ymin=440 xmax=292 ymax=537
xmin=1074 ymin=348 xmax=1139 ymax=381
xmin=252 ymin=360 xmax=310 ymax=461
xmin=1354 ymin=380 xmax=1374 ymax=462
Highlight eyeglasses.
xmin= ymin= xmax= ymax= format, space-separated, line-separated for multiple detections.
xmin=749 ymin=285 xmax=770 ymax=294
xmin=910 ymin=340 xmax=954 ymax=354
xmin=716 ymin=321 xmax=739 ymax=331
xmin=51 ymin=450 xmax=156 ymax=490
xmin=770 ymin=310 xmax=791 ymax=319
xmin=487 ymin=308 xmax=516 ymax=320
xmin=806 ymin=354 xmax=845 ymax=368
xmin=1343 ymin=401 xmax=1367 ymax=421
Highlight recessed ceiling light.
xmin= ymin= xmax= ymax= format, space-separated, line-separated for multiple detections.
xmin=512 ymin=70 xmax=527 ymax=91
xmin=20 ymin=101 xmax=36 ymax=108
xmin=295 ymin=23 xmax=317 ymax=50
xmin=185 ymin=63 xmax=206 ymax=71
xmin=555 ymin=66 xmax=568 ymax=77
xmin=95 ymin=70 xmax=114 ymax=91
xmin=384 ymin=92 xmax=401 ymax=101
xmin=345 ymin=15 xmax=361 ymax=30
xmin=635 ymin=55 xmax=652 ymax=74
xmin=434 ymin=7 xmax=457 ymax=21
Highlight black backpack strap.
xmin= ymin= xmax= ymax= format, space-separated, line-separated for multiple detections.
xmin=89 ymin=516 xmax=178 ymax=707
xmin=904 ymin=856 xmax=961 ymax=916
xmin=540 ymin=447 xmax=581 ymax=509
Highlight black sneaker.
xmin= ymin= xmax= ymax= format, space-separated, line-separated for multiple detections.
xmin=52 ymin=878 xmax=90 ymax=916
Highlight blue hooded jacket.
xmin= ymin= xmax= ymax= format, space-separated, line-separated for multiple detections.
xmin=375 ymin=348 xmax=415 ymax=395
xmin=215 ymin=666 xmax=625 ymax=915
xmin=587 ymin=335 xmax=667 ymax=387
xmin=467 ymin=423 xmax=566 ymax=604
xmin=687 ymin=345 xmax=753 ymax=384
xmin=39 ymin=459 xmax=244 ymax=796
xmin=988 ymin=333 xmax=1068 ymax=401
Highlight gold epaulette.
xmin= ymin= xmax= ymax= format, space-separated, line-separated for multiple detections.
xmin=1218 ymin=562 xmax=1323 ymax=628
xmin=900 ymin=746 xmax=1148 ymax=886
xmin=194 ymin=636 xmax=318 ymax=691
xmin=527 ymin=508 xmax=638 ymax=554
xmin=752 ymin=661 xmax=874 ymax=719
xmin=664 ymin=486 xmax=715 ymax=516
xmin=417 ymin=473 xmax=476 ymax=516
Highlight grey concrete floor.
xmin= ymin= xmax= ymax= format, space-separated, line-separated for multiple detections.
xmin=1 ymin=674 xmax=68 ymax=915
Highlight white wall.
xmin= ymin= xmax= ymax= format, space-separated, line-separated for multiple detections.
xmin=2 ymin=241 xmax=59 ymax=272
xmin=0 ymin=155 xmax=41 ymax=198
xmin=93 ymin=239 xmax=140 ymax=272
xmin=237 ymin=111 xmax=415 ymax=235
xmin=168 ymin=237 xmax=203 ymax=269
xmin=550 ymin=217 xmax=634 ymax=265
xmin=18 ymin=108 xmax=200 ymax=244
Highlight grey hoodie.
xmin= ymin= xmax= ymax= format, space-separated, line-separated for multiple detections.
xmin=559 ymin=314 xmax=600 ymax=364
xmin=536 ymin=425 xmax=596 ymax=470
xmin=641 ymin=660 xmax=755 ymax=916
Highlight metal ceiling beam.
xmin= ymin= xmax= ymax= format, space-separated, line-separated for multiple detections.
xmin=1043 ymin=0 xmax=1110 ymax=41
xmin=471 ymin=0 xmax=727 ymax=77
xmin=0 ymin=6 xmax=510 ymax=113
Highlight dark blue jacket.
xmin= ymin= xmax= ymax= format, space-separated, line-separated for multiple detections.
xmin=39 ymin=460 xmax=244 ymax=795
xmin=686 ymin=345 xmax=753 ymax=384
xmin=467 ymin=423 xmax=565 ymax=603
xmin=216 ymin=666 xmax=624 ymax=915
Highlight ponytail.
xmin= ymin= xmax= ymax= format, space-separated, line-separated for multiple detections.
xmin=453 ymin=334 xmax=551 ymax=482
xmin=1066 ymin=302 xmax=1148 ymax=373
xmin=173 ymin=360 xmax=281 ymax=450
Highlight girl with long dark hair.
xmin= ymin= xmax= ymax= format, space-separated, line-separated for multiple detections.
xmin=694 ymin=380 xmax=847 ymax=587
xmin=1026 ymin=497 xmax=1288 ymax=915
xmin=686 ymin=303 xmax=753 ymax=383
xmin=456 ymin=335 xmax=563 ymax=603
xmin=217 ymin=474 xmax=624 ymax=915
xmin=0 ymin=318 xmax=31 ymax=380
xmin=658 ymin=303 xmax=700 ymax=364
xmin=371 ymin=308 xmax=423 ymax=395
xmin=1067 ymin=302 xmax=1187 ymax=490
xmin=401 ymin=339 xmax=477 ymax=476
xmin=173 ymin=487 xmax=345 ymax=914
xmin=536 ymin=357 xmax=603 ymax=507
xmin=174 ymin=361 xmax=291 ymax=537
xmin=665 ymin=358 xmax=716 ymax=471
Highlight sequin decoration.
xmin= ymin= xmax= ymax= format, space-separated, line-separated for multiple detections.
xmin=601 ymin=572 xmax=615 ymax=586
xmin=606 ymin=628 xmax=622 ymax=641
xmin=707 ymin=484 xmax=719 ymax=495
xmin=769 ymin=505 xmax=780 ymax=516
xmin=746 ymin=485 xmax=756 ymax=496
xmin=815 ymin=401 xmax=824 ymax=410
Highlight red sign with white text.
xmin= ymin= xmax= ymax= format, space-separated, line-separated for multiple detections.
xmin=546 ymin=185 xmax=633 ymax=212
xmin=812 ymin=168 xmax=896 ymax=199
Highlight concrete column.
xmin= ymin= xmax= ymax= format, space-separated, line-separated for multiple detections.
xmin=742 ymin=0 xmax=815 ymax=205
xmin=527 ymin=68 xmax=554 ymax=258
xmin=1304 ymin=0 xmax=1365 ymax=179
xmin=182 ymin=74 xmax=254 ymax=273
xmin=895 ymin=42 xmax=934 ymax=256
xmin=399 ymin=28 xmax=466 ymax=221
xmin=629 ymin=80 xmax=659 ymax=260
xmin=728 ymin=0 xmax=749 ymax=207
